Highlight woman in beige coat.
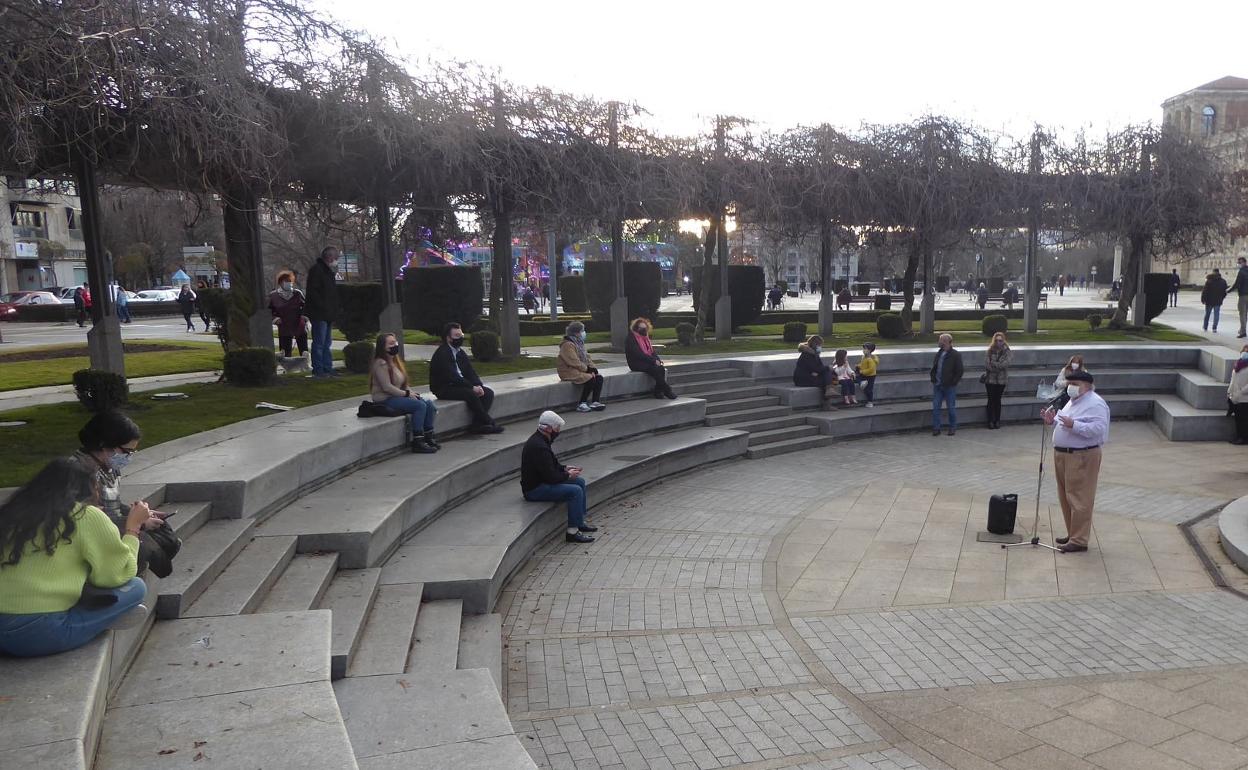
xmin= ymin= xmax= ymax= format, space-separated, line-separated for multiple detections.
xmin=557 ymin=321 xmax=606 ymax=413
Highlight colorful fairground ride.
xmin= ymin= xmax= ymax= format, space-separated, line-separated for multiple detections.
xmin=396 ymin=229 xmax=467 ymax=278
xmin=563 ymin=239 xmax=678 ymax=291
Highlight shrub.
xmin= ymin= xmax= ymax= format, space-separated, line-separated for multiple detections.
xmin=72 ymin=369 xmax=128 ymax=413
xmin=223 ymin=347 xmax=276 ymax=386
xmin=559 ymin=275 xmax=587 ymax=313
xmin=873 ymin=294 xmax=892 ymax=311
xmin=782 ymin=322 xmax=807 ymax=342
xmin=690 ymin=264 xmax=765 ymax=328
xmin=336 ymin=283 xmax=385 ymax=342
xmin=584 ymin=261 xmax=662 ymax=329
xmin=1143 ymin=273 xmax=1170 ymax=324
xmin=675 ymin=322 xmax=696 ymax=345
xmin=981 ymin=314 xmax=1009 ymax=337
xmin=775 ymin=279 xmax=789 ymax=292
xmin=1086 ymin=313 xmax=1103 ymax=330
xmin=876 ymin=313 xmax=905 ymax=339
xmin=342 ymin=341 xmax=374 ymax=374
xmin=935 ymin=276 xmax=950 ymax=293
xmin=988 ymin=276 xmax=1005 ymax=294
xmin=197 ymin=288 xmax=229 ymax=331
xmin=471 ymin=329 xmax=500 ymax=362
xmin=401 ymin=265 xmax=482 ymax=336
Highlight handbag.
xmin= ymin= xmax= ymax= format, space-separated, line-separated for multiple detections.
xmin=358 ymin=400 xmax=402 ymax=418
xmin=141 ymin=521 xmax=182 ymax=579
xmin=978 ymin=372 xmax=989 ymax=385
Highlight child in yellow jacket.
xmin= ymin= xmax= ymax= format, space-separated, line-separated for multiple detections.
xmin=856 ymin=342 xmax=879 ymax=407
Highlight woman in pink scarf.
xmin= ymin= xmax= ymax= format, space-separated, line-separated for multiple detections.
xmin=624 ymin=317 xmax=676 ymax=399
xmin=1229 ymin=343 xmax=1248 ymax=445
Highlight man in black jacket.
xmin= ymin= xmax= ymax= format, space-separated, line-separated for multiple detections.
xmin=305 ymin=247 xmax=340 ymax=377
xmin=521 ymin=410 xmax=595 ymax=543
xmin=429 ymin=322 xmax=503 ymax=434
xmin=1231 ymin=257 xmax=1248 ymax=338
xmin=929 ymin=333 xmax=964 ymax=436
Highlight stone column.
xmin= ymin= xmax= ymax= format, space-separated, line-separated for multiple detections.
xmin=374 ymin=201 xmax=403 ymax=356
xmin=714 ymin=218 xmax=731 ymax=340
xmin=74 ymin=156 xmax=124 ymax=374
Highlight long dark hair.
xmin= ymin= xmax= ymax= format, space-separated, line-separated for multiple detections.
xmin=0 ymin=457 xmax=98 ymax=566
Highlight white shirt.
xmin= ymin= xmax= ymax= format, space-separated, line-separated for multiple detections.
xmin=1053 ymin=389 xmax=1110 ymax=449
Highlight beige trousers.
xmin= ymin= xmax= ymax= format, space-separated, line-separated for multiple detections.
xmin=1053 ymin=447 xmax=1102 ymax=547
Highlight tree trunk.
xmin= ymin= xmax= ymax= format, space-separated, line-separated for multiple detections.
xmin=900 ymin=241 xmax=920 ymax=332
xmin=490 ymin=208 xmax=510 ymax=324
xmin=1109 ymin=234 xmax=1147 ymax=328
xmin=694 ymin=217 xmax=718 ymax=342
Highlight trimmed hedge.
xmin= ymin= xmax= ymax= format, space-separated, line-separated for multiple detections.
xmin=336 ymin=283 xmax=385 ymax=342
xmin=981 ymin=314 xmax=1009 ymax=337
xmin=401 ymin=266 xmax=483 ymax=336
xmin=559 ymin=275 xmax=588 ymax=313
xmin=1143 ymin=273 xmax=1169 ymax=324
xmin=675 ymin=322 xmax=696 ymax=346
xmin=518 ymin=317 xmax=598 ymax=336
xmin=876 ymin=313 xmax=906 ymax=339
xmin=690 ymin=264 xmax=765 ymax=329
xmin=342 ymin=341 xmax=373 ymax=374
xmin=584 ymin=261 xmax=662 ymax=329
xmin=873 ymin=294 xmax=892 ymax=311
xmin=17 ymin=299 xmax=182 ymax=322
xmin=223 ymin=347 xmax=276 ymax=386
xmin=1086 ymin=313 xmax=1103 ymax=329
xmin=471 ymin=329 xmax=500 ymax=362
xmin=782 ymin=322 xmax=807 ymax=342
xmin=72 ymin=369 xmax=128 ymax=413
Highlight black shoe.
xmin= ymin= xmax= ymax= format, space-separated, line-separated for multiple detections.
xmin=469 ymin=423 xmax=504 ymax=435
xmin=653 ymin=391 xmax=666 ymax=399
xmin=1058 ymin=543 xmax=1088 ymax=553
xmin=578 ymin=525 xmax=598 ymax=533
xmin=565 ymin=532 xmax=595 ymax=543
xmin=423 ymin=431 xmax=441 ymax=449
xmin=947 ymin=429 xmax=956 ymax=436
xmin=410 ymin=437 xmax=437 ymax=454
xmin=932 ymin=430 xmax=941 ymax=436
xmin=665 ymin=388 xmax=677 ymax=400
xmin=1055 ymin=536 xmax=1070 ymax=545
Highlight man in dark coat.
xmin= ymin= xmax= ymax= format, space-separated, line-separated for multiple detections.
xmin=429 ymin=322 xmax=503 ymax=433
xmin=521 ymin=410 xmax=595 ymax=544
xmin=1201 ymin=269 xmax=1228 ymax=333
xmin=305 ymin=247 xmax=340 ymax=377
xmin=929 ymin=333 xmax=964 ymax=436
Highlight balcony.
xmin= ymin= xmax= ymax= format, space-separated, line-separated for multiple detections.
xmin=12 ymin=225 xmax=47 ymax=240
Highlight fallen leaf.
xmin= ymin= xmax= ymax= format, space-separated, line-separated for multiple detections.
xmin=158 ymin=748 xmax=177 ymax=755
xmin=193 ymin=741 xmax=207 ymax=748
xmin=193 ymin=751 xmax=206 ymax=761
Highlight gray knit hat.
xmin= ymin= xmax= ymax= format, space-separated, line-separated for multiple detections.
xmin=538 ymin=410 xmax=565 ymax=429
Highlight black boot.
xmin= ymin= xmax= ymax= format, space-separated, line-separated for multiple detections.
xmin=423 ymin=431 xmax=441 ymax=450
xmin=410 ymin=436 xmax=437 ymax=454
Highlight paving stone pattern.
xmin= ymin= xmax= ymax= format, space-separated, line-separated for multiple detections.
xmin=504 ymin=589 xmax=773 ymax=637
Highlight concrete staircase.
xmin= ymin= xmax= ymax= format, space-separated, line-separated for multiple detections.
xmin=666 ymin=366 xmax=834 ymax=459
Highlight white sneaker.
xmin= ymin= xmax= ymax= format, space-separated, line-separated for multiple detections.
xmin=112 ymin=604 xmax=149 ymax=630
xmin=576 ymin=402 xmax=592 ymax=412
xmin=865 ymin=402 xmax=874 ymax=408
xmin=589 ymin=402 xmax=606 ymax=411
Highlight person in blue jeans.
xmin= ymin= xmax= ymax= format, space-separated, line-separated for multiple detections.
xmin=0 ymin=456 xmax=151 ymax=657
xmin=520 ymin=410 xmax=597 ymax=544
xmin=370 ymin=332 xmax=439 ymax=453
xmin=305 ymin=246 xmax=341 ymax=378
xmin=929 ymin=333 xmax=964 ymax=436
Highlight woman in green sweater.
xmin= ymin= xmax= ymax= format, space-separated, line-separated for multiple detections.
xmin=0 ymin=456 xmax=151 ymax=657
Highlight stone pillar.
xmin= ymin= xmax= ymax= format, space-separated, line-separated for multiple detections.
xmin=1131 ymin=244 xmax=1148 ymax=326
xmin=715 ymin=218 xmax=731 ymax=341
xmin=74 ymin=156 xmax=124 ymax=375
xmin=818 ymin=221 xmax=833 ymax=336
xmin=1112 ymin=241 xmax=1123 ymax=284
xmin=610 ymin=219 xmax=627 ymax=351
xmin=375 ymin=201 xmax=403 ymax=356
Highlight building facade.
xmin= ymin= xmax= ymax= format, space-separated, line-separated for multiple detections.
xmin=1155 ymin=76 xmax=1248 ymax=283
xmin=0 ymin=177 xmax=87 ymax=295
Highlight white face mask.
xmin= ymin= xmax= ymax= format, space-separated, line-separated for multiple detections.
xmin=813 ymin=346 xmax=822 ymax=354
xmin=1067 ymin=385 xmax=1081 ymax=400
xmin=1070 ymin=363 xmax=1080 ymax=371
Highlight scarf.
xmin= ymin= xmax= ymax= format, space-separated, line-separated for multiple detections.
xmin=276 ymin=285 xmax=294 ymax=301
xmin=565 ymin=335 xmax=589 ymax=366
xmin=1235 ymin=357 xmax=1248 ymax=374
xmin=632 ymin=330 xmax=654 ymax=357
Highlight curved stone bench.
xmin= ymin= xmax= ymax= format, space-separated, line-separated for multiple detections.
xmin=1218 ymin=495 xmax=1248 ymax=573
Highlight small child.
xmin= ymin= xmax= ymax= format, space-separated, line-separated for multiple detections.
xmin=832 ymin=349 xmax=857 ymax=405
xmin=856 ymin=342 xmax=879 ymax=407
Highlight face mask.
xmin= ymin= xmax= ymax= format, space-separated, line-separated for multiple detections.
xmin=1067 ymin=385 xmax=1081 ymax=400
xmin=1240 ymin=353 xmax=1248 ymax=361
xmin=109 ymin=452 xmax=132 ymax=472
xmin=387 ymin=345 xmax=400 ymax=357
xmin=280 ymin=281 xmax=292 ymax=291
xmin=579 ymin=331 xmax=587 ymax=342
xmin=813 ymin=346 xmax=822 ymax=354
xmin=450 ymin=337 xmax=463 ymax=348
xmin=1070 ymin=363 xmax=1080 ymax=370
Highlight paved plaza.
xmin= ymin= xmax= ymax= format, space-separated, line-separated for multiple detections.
xmin=500 ymin=422 xmax=1248 ymax=769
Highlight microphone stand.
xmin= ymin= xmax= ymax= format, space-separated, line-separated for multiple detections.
xmin=1003 ymin=389 xmax=1064 ymax=552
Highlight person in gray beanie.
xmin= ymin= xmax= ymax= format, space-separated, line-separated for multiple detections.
xmin=520 ymin=410 xmax=597 ymax=543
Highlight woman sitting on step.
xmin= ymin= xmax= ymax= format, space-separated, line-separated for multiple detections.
xmin=557 ymin=321 xmax=607 ymax=413
xmin=792 ymin=334 xmax=835 ymax=410
xmin=625 ymin=317 xmax=676 ymax=399
xmin=371 ymin=332 xmax=440 ymax=454
xmin=0 ymin=457 xmax=151 ymax=657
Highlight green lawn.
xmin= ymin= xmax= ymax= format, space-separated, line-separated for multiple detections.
xmin=0 ymin=355 xmax=558 ymax=488
xmin=0 ymin=341 xmax=226 ymax=392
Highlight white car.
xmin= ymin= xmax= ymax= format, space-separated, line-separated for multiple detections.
xmin=132 ymin=289 xmax=179 ymax=302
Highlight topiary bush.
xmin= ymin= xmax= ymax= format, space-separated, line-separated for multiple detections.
xmin=873 ymin=294 xmax=892 ymax=311
xmin=471 ymin=329 xmax=500 ymax=362
xmin=988 ymin=276 xmax=1005 ymax=294
xmin=72 ymin=369 xmax=128 ymax=413
xmin=401 ymin=265 xmax=483 ymax=336
xmin=336 ymin=283 xmax=385 ymax=342
xmin=223 ymin=347 xmax=276 ymax=387
xmin=876 ymin=313 xmax=905 ymax=339
xmin=1086 ymin=313 xmax=1103 ymax=330
xmin=342 ymin=341 xmax=374 ymax=374
xmin=196 ymin=288 xmax=229 ymax=331
xmin=675 ymin=322 xmax=696 ymax=346
xmin=1143 ymin=273 xmax=1170 ymax=324
xmin=783 ymin=322 xmax=807 ymax=342
xmin=559 ymin=275 xmax=587 ymax=313
xmin=981 ymin=314 xmax=1009 ymax=337
xmin=584 ymin=261 xmax=662 ymax=330
xmin=690 ymin=264 xmax=765 ymax=329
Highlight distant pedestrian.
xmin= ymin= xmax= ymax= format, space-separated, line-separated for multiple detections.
xmin=832 ymin=349 xmax=857 ymax=406
xmin=522 ymin=286 xmax=537 ymax=316
xmin=930 ymin=333 xmax=964 ymax=436
xmin=799 ymin=280 xmax=807 ymax=294
xmin=1201 ymin=269 xmax=1228 ymax=332
xmin=810 ymin=279 xmax=818 ymax=295
xmin=856 ymin=342 xmax=878 ymax=408
xmin=112 ymin=283 xmax=131 ymax=324
xmin=176 ymin=285 xmax=197 ymax=332
xmin=269 ymin=270 xmax=308 ymax=357
xmin=1230 ymin=344 xmax=1248 ymax=445
xmin=306 ymin=247 xmax=341 ymax=377
xmin=1169 ymin=269 xmax=1181 ymax=307
xmin=1044 ymin=370 xmax=1110 ymax=553
xmin=1230 ymin=257 xmax=1248 ymax=338
xmin=1058 ymin=274 xmax=1067 ymax=296
xmin=521 ymin=411 xmax=597 ymax=544
xmin=976 ymin=282 xmax=989 ymax=310
xmin=540 ymin=283 xmax=549 ymax=309
xmin=73 ymin=284 xmax=92 ymax=327
xmin=984 ymin=332 xmax=1011 ymax=429
xmin=1002 ymin=284 xmax=1018 ymax=311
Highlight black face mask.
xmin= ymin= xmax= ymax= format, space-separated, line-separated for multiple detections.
xmin=387 ymin=346 xmax=400 ymax=357
xmin=449 ymin=337 xmax=464 ymax=348
xmin=635 ymin=326 xmax=648 ymax=336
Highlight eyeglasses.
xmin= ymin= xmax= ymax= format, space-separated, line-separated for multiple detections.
xmin=117 ymin=446 xmax=137 ymax=455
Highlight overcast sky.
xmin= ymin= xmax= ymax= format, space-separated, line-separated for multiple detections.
xmin=317 ymin=0 xmax=1247 ymax=139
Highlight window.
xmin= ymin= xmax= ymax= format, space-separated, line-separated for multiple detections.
xmin=13 ymin=210 xmax=42 ymax=228
xmin=1202 ymin=106 xmax=1216 ymax=137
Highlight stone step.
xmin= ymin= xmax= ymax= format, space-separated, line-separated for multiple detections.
xmin=154 ymin=519 xmax=255 ymax=619
xmin=720 ymin=414 xmax=811 ymax=433
xmin=664 ymin=366 xmax=741 ymax=385
xmin=334 ymin=668 xmax=534 ymax=769
xmin=1178 ymin=370 xmax=1232 ymax=410
xmin=704 ymin=404 xmax=793 ymax=426
xmin=318 ymin=568 xmax=383 ymax=680
xmin=670 ymin=376 xmax=755 ymax=394
xmin=183 ymin=535 xmax=297 ymax=618
xmin=257 ymin=552 xmax=340 ymax=614
xmin=346 ymin=583 xmax=424 ymax=678
xmin=406 ymin=599 xmax=463 ymax=674
xmin=161 ymin=499 xmax=213 ymax=540
xmin=97 ymin=611 xmax=357 ymax=770
xmin=679 ymin=383 xmax=770 ymax=402
xmin=457 ymin=613 xmax=504 ymax=695
xmin=748 ymin=424 xmax=820 ymax=446
xmin=704 ymin=395 xmax=781 ymax=415
xmin=1152 ymin=394 xmax=1235 ymax=441
xmin=746 ymin=433 xmax=836 ymax=459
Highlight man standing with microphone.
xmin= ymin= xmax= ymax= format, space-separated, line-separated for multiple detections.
xmin=1042 ymin=369 xmax=1110 ymax=553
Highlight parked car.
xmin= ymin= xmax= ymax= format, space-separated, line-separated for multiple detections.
xmin=0 ymin=291 xmax=61 ymax=320
xmin=131 ymin=289 xmax=178 ymax=302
